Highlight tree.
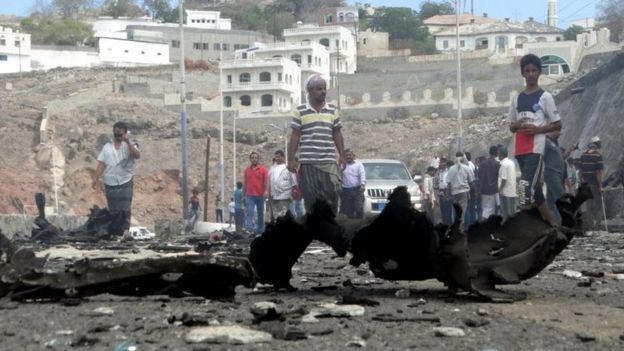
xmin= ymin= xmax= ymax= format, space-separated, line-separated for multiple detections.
xmin=418 ymin=0 xmax=454 ymax=22
xmin=368 ymin=7 xmax=437 ymax=55
xmin=143 ymin=0 xmax=173 ymax=21
xmin=52 ymin=0 xmax=95 ymax=19
xmin=597 ymin=0 xmax=624 ymax=42
xmin=563 ymin=25 xmax=585 ymax=41
xmin=266 ymin=10 xmax=296 ymax=40
xmin=21 ymin=17 xmax=93 ymax=45
xmin=100 ymin=0 xmax=145 ymax=18
xmin=220 ymin=0 xmax=264 ymax=31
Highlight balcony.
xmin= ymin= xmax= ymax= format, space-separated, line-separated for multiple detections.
xmin=221 ymin=81 xmax=296 ymax=93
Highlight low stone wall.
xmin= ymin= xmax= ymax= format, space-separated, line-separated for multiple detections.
xmin=0 ymin=214 xmax=87 ymax=240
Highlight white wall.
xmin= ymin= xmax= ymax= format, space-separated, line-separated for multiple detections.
xmin=0 ymin=53 xmax=31 ymax=74
xmin=186 ymin=10 xmax=232 ymax=30
xmin=0 ymin=28 xmax=32 ymax=74
xmin=99 ymin=38 xmax=170 ymax=65
xmin=30 ymin=48 xmax=98 ymax=70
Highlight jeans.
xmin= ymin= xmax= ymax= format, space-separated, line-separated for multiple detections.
xmin=245 ymin=196 xmax=265 ymax=234
xmin=452 ymin=192 xmax=469 ymax=230
xmin=439 ymin=192 xmax=454 ymax=226
xmin=234 ymin=208 xmax=244 ymax=234
xmin=289 ymin=199 xmax=306 ymax=218
xmin=215 ymin=209 xmax=223 ymax=223
xmin=516 ymin=153 xmax=545 ymax=207
xmin=340 ymin=187 xmax=364 ymax=219
xmin=543 ymin=139 xmax=565 ymax=225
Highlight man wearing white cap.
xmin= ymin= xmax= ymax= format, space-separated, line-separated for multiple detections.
xmin=579 ymin=136 xmax=604 ymax=230
xmin=288 ymin=74 xmax=345 ymax=214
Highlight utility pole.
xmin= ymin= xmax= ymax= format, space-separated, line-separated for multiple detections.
xmin=455 ymin=0 xmax=463 ymax=152
xmin=219 ymin=45 xmax=226 ymax=221
xmin=178 ymin=0 xmax=190 ymax=218
xmin=335 ymin=41 xmax=341 ymax=109
xmin=203 ymin=136 xmax=211 ymax=221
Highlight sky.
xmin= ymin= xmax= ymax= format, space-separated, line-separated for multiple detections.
xmin=0 ymin=0 xmax=599 ymax=29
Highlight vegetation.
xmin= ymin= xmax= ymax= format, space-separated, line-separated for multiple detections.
xmin=563 ymin=25 xmax=585 ymax=41
xmin=597 ymin=0 xmax=624 ymax=42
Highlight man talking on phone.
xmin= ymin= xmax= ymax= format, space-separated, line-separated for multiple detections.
xmin=92 ymin=121 xmax=141 ymax=239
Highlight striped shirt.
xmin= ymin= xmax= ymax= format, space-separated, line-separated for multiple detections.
xmin=579 ymin=150 xmax=603 ymax=186
xmin=291 ymin=103 xmax=342 ymax=164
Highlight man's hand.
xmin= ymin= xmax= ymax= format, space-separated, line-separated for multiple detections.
xmin=91 ymin=179 xmax=100 ymax=191
xmin=263 ymin=190 xmax=269 ymax=199
xmin=359 ymin=185 xmax=366 ymax=193
xmin=518 ymin=124 xmax=541 ymax=135
xmin=287 ymin=159 xmax=297 ymax=172
xmin=339 ymin=155 xmax=347 ymax=170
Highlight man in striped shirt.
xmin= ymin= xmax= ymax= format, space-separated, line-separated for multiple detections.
xmin=579 ymin=136 xmax=605 ymax=230
xmin=288 ymin=75 xmax=345 ymax=214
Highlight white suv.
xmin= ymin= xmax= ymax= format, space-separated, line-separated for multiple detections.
xmin=361 ymin=159 xmax=422 ymax=215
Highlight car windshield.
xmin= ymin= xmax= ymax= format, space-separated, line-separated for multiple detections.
xmin=363 ymin=163 xmax=411 ymax=181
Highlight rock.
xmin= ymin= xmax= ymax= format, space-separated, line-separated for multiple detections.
xmin=89 ymin=307 xmax=114 ymax=316
xmin=611 ymin=264 xmax=624 ymax=274
xmin=55 ymin=330 xmax=74 ymax=336
xmin=407 ymin=298 xmax=427 ymax=307
xmin=0 ymin=301 xmax=19 ymax=310
xmin=433 ymin=327 xmax=465 ymax=337
xmin=302 ymin=303 xmax=365 ymax=322
xmin=346 ymin=337 xmax=367 ymax=347
xmin=575 ymin=333 xmax=596 ymax=342
xmin=70 ymin=335 xmax=100 ymax=347
xmin=476 ymin=308 xmax=490 ymax=316
xmin=463 ymin=318 xmax=490 ymax=328
xmin=562 ymin=270 xmax=583 ymax=279
xmin=250 ymin=302 xmax=282 ymax=323
xmin=581 ymin=270 xmax=604 ymax=278
xmin=185 ymin=326 xmax=272 ymax=344
xmin=395 ymin=289 xmax=411 ymax=298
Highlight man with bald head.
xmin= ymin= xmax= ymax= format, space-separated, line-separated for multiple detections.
xmin=288 ymin=75 xmax=345 ymax=214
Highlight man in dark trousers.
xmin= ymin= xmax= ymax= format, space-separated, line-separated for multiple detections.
xmin=478 ymin=145 xmax=501 ymax=220
xmin=578 ymin=136 xmax=605 ymax=231
xmin=288 ymin=74 xmax=345 ymax=214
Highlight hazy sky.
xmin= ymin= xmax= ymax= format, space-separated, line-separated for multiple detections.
xmin=0 ymin=0 xmax=599 ymax=28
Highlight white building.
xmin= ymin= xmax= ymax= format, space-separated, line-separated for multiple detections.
xmin=433 ymin=18 xmax=564 ymax=55
xmin=424 ymin=13 xmax=496 ymax=35
xmin=220 ymin=57 xmax=301 ymax=113
xmin=99 ymin=37 xmax=170 ymax=66
xmin=0 ymin=26 xmax=31 ymax=74
xmin=318 ymin=6 xmax=359 ymax=32
xmin=236 ymin=41 xmax=331 ymax=92
xmin=186 ymin=10 xmax=231 ymax=30
xmin=93 ymin=16 xmax=157 ymax=40
xmin=283 ymin=24 xmax=357 ymax=74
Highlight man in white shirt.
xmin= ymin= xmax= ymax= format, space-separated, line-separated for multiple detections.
xmin=498 ymin=147 xmax=517 ymax=221
xmin=340 ymin=149 xmax=366 ymax=219
xmin=447 ymin=152 xmax=475 ymax=230
xmin=435 ymin=158 xmax=453 ymax=225
xmin=268 ymin=150 xmax=296 ymax=219
xmin=92 ymin=121 xmax=140 ymax=238
xmin=423 ymin=167 xmax=436 ymax=222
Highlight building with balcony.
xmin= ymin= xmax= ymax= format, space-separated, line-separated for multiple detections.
xmin=0 ymin=26 xmax=31 ymax=74
xmin=220 ymin=57 xmax=301 ymax=113
xmin=283 ymin=24 xmax=357 ymax=74
xmin=186 ymin=10 xmax=231 ymax=30
xmin=318 ymin=6 xmax=359 ymax=32
xmin=433 ymin=18 xmax=564 ymax=55
xmin=235 ymin=41 xmax=331 ymax=93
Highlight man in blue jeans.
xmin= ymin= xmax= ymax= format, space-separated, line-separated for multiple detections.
xmin=243 ymin=152 xmax=269 ymax=235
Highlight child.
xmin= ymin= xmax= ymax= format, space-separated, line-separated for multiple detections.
xmin=228 ymin=197 xmax=235 ymax=227
xmin=508 ymin=54 xmax=561 ymax=227
xmin=233 ymin=181 xmax=244 ymax=235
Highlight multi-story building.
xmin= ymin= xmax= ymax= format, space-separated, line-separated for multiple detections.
xmin=186 ymin=10 xmax=232 ymax=30
xmin=127 ymin=24 xmax=272 ymax=63
xmin=423 ymin=13 xmax=496 ymax=35
xmin=433 ymin=18 xmax=564 ymax=55
xmin=0 ymin=26 xmax=31 ymax=74
xmin=318 ymin=6 xmax=359 ymax=32
xmin=236 ymin=41 xmax=331 ymax=91
xmin=283 ymin=24 xmax=357 ymax=74
xmin=220 ymin=57 xmax=301 ymax=113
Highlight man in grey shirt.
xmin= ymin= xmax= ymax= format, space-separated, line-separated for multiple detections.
xmin=447 ymin=152 xmax=475 ymax=230
xmin=92 ymin=121 xmax=141 ymax=238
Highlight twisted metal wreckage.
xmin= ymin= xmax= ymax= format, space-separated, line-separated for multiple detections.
xmin=0 ymin=185 xmax=592 ymax=302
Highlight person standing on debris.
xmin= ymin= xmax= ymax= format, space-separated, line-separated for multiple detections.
xmin=233 ymin=181 xmax=244 ymax=235
xmin=508 ymin=54 xmax=561 ymax=227
xmin=288 ymin=74 xmax=345 ymax=214
xmin=243 ymin=152 xmax=269 ymax=235
xmin=228 ymin=197 xmax=235 ymax=227
xmin=423 ymin=166 xmax=436 ymax=222
xmin=188 ymin=189 xmax=201 ymax=228
xmin=578 ymin=136 xmax=605 ymax=230
xmin=478 ymin=145 xmax=501 ymax=220
xmin=498 ymin=147 xmax=517 ymax=221
xmin=447 ymin=152 xmax=475 ymax=230
xmin=340 ymin=149 xmax=366 ymax=219
xmin=268 ymin=150 xmax=297 ymax=219
xmin=215 ymin=193 xmax=223 ymax=223
xmin=92 ymin=121 xmax=141 ymax=238
xmin=435 ymin=158 xmax=453 ymax=225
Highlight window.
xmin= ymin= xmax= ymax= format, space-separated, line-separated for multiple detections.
xmin=339 ymin=13 xmax=344 ymax=22
xmin=240 ymin=95 xmax=251 ymax=106
xmin=363 ymin=38 xmax=367 ymax=45
xmin=324 ymin=14 xmax=333 ymax=24
xmin=259 ymin=71 xmax=271 ymax=82
xmin=15 ymin=40 xmax=20 ymax=47
xmin=319 ymin=38 xmax=330 ymax=47
xmin=0 ymin=55 xmax=7 ymax=61
xmin=124 ymin=49 xmax=129 ymax=53
xmin=222 ymin=43 xmax=229 ymax=51
xmin=476 ymin=37 xmax=488 ymax=49
xmin=157 ymin=53 xmax=161 ymax=56
xmin=335 ymin=39 xmax=339 ymax=48
xmin=239 ymin=73 xmax=251 ymax=83
xmin=261 ymin=94 xmax=273 ymax=107
xmin=172 ymin=40 xmax=180 ymax=48
xmin=515 ymin=36 xmax=528 ymax=48
xmin=227 ymin=75 xmax=232 ymax=83
xmin=214 ymin=43 xmax=221 ymax=50
xmin=460 ymin=40 xmax=465 ymax=48
xmin=0 ymin=39 xmax=5 ymax=46
xmin=443 ymin=40 xmax=449 ymax=49
xmin=202 ymin=43 xmax=210 ymax=50
xmin=141 ymin=51 xmax=145 ymax=54
xmin=193 ymin=42 xmax=201 ymax=50
xmin=278 ymin=72 xmax=282 ymax=81
xmin=223 ymin=96 xmax=232 ymax=107
xmin=291 ymin=54 xmax=301 ymax=64
xmin=307 ymin=55 xmax=312 ymax=64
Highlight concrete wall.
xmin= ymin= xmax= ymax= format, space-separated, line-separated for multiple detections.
xmin=31 ymin=46 xmax=99 ymax=70
xmin=99 ymin=37 xmax=170 ymax=65
xmin=0 ymin=214 xmax=87 ymax=239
